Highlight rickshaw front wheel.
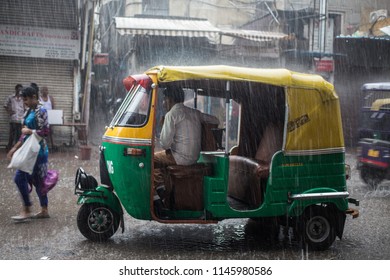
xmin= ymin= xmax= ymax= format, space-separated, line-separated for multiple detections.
xmin=298 ymin=206 xmax=336 ymax=251
xmin=77 ymin=203 xmax=120 ymax=242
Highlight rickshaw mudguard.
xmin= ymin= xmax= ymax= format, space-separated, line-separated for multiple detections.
xmin=76 ymin=186 xmax=123 ymax=216
xmin=287 ymin=187 xmax=349 ymax=217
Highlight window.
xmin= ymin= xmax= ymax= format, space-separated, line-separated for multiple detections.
xmin=142 ymin=0 xmax=169 ymax=16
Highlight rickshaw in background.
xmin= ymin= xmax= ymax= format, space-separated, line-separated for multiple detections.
xmin=75 ymin=65 xmax=359 ymax=251
xmin=357 ymin=82 xmax=390 ymax=188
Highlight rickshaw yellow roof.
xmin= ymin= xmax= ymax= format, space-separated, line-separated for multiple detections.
xmin=371 ymin=98 xmax=390 ymax=111
xmin=146 ymin=65 xmax=337 ymax=100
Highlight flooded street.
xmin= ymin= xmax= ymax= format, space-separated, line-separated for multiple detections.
xmin=0 ymin=147 xmax=389 ymax=260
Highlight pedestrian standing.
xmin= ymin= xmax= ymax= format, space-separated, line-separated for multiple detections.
xmin=39 ymin=86 xmax=55 ymax=149
xmin=7 ymin=86 xmax=50 ymax=221
xmin=3 ymin=84 xmax=25 ymax=151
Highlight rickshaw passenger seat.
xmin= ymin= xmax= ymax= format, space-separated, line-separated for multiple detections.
xmin=166 ymin=164 xmax=212 ymax=211
xmin=228 ymin=156 xmax=263 ymax=208
xmin=251 ymin=121 xmax=284 ymax=179
xmin=254 ymin=122 xmax=283 ymax=166
xmin=227 ymin=122 xmax=283 ymax=208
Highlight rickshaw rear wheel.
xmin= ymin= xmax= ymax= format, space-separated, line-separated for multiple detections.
xmin=297 ymin=205 xmax=336 ymax=251
xmin=77 ymin=203 xmax=120 ymax=242
xmin=360 ymin=166 xmax=384 ymax=189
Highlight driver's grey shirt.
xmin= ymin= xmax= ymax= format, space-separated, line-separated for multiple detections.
xmin=160 ymin=103 xmax=219 ymax=165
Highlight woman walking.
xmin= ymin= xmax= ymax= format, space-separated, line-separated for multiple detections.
xmin=7 ymin=86 xmax=50 ymax=220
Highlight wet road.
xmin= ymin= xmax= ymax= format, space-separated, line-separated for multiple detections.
xmin=0 ymin=147 xmax=389 ymax=260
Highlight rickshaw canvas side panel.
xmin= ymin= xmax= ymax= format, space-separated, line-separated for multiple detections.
xmin=285 ymin=87 xmax=344 ymax=152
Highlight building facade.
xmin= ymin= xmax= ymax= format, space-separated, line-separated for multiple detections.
xmin=0 ymin=0 xmax=82 ymax=147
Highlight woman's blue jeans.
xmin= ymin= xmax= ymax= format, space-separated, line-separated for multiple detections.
xmin=14 ymin=167 xmax=48 ymax=208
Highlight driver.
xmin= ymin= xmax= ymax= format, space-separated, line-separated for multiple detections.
xmin=153 ymin=85 xmax=218 ymax=211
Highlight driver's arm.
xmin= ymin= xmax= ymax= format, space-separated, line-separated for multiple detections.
xmin=160 ymin=113 xmax=175 ymax=150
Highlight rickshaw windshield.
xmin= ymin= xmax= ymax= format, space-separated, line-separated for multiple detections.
xmin=362 ymin=90 xmax=390 ymax=109
xmin=110 ymin=84 xmax=152 ymax=127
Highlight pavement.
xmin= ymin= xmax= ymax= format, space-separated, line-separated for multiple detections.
xmin=0 ymin=144 xmax=104 ymax=259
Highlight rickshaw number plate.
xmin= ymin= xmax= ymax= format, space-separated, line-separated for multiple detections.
xmin=368 ymin=149 xmax=380 ymax=157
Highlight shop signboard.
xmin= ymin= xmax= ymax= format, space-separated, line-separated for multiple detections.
xmin=0 ymin=24 xmax=80 ymax=60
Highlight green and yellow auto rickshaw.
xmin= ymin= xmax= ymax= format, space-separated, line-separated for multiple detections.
xmin=74 ymin=65 xmax=359 ymax=250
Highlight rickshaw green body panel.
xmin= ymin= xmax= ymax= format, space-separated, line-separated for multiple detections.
xmin=101 ymin=141 xmax=153 ymax=220
xmin=201 ymin=151 xmax=348 ymax=219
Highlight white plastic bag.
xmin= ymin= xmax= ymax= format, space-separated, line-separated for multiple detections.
xmin=8 ymin=132 xmax=42 ymax=174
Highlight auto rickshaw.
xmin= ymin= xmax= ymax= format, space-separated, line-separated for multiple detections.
xmin=75 ymin=65 xmax=359 ymax=250
xmin=357 ymin=82 xmax=390 ymax=188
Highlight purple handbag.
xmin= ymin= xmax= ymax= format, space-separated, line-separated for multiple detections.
xmin=41 ymin=169 xmax=59 ymax=195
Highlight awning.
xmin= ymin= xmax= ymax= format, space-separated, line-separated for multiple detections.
xmin=334 ymin=36 xmax=390 ymax=68
xmin=115 ymin=17 xmax=287 ymax=44
xmin=220 ymin=29 xmax=287 ymax=43
xmin=115 ymin=17 xmax=220 ymax=43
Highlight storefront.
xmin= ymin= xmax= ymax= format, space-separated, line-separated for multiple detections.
xmin=0 ymin=1 xmax=80 ymax=147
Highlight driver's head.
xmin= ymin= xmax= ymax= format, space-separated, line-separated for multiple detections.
xmin=163 ymin=85 xmax=184 ymax=111
xmin=163 ymin=85 xmax=184 ymax=103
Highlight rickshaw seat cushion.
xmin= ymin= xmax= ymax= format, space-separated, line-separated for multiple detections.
xmin=167 ymin=164 xmax=212 ymax=211
xmin=201 ymin=122 xmax=218 ymax=151
xmin=228 ymin=156 xmax=264 ymax=208
xmin=167 ymin=163 xmax=212 ymax=178
xmin=254 ymin=123 xmax=283 ymax=164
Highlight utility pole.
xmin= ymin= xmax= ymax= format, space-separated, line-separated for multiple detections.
xmin=82 ymin=0 xmax=97 ymax=146
xmin=319 ymin=0 xmax=328 ymax=53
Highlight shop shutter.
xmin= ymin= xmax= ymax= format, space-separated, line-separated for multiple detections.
xmin=0 ymin=56 xmax=75 ymax=147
